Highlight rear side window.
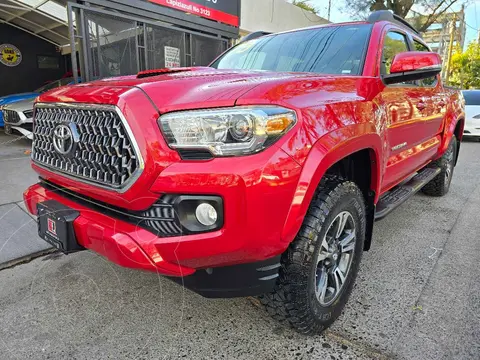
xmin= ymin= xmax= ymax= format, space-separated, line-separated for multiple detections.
xmin=463 ymin=91 xmax=480 ymax=105
xmin=413 ymin=40 xmax=429 ymax=52
xmin=413 ymin=40 xmax=437 ymax=87
xmin=382 ymin=32 xmax=409 ymax=75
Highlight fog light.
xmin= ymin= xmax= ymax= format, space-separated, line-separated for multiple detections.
xmin=195 ymin=203 xmax=218 ymax=226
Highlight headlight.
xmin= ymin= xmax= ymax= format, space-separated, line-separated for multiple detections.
xmin=159 ymin=107 xmax=296 ymax=156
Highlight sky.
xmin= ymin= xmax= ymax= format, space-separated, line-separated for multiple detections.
xmin=308 ymin=0 xmax=480 ymax=48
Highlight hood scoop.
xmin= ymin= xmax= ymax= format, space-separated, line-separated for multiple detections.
xmin=137 ymin=68 xmax=193 ymax=79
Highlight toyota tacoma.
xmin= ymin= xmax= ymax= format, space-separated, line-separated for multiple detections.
xmin=24 ymin=11 xmax=464 ymax=335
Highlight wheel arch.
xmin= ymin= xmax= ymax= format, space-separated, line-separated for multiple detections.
xmin=453 ymin=117 xmax=464 ymax=165
xmin=438 ymin=105 xmax=464 ymax=164
xmin=280 ymin=132 xmax=382 ymax=250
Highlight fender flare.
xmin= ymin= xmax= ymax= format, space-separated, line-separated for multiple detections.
xmin=280 ymin=126 xmax=383 ymax=245
xmin=439 ymin=113 xmax=464 ymax=163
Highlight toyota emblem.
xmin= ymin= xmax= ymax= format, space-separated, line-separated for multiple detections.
xmin=53 ymin=123 xmax=78 ymax=156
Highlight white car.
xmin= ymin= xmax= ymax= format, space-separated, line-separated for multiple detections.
xmin=463 ymin=90 xmax=480 ymax=140
xmin=2 ymin=98 xmax=35 ymax=140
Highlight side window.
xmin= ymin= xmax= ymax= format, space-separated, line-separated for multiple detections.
xmin=413 ymin=39 xmax=437 ymax=87
xmin=382 ymin=32 xmax=409 ymax=75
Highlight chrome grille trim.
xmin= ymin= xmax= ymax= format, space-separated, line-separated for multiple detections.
xmin=3 ymin=110 xmax=21 ymax=124
xmin=32 ymin=103 xmax=144 ymax=193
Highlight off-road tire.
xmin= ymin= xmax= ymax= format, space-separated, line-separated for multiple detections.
xmin=422 ymin=136 xmax=457 ymax=197
xmin=260 ymin=175 xmax=366 ymax=335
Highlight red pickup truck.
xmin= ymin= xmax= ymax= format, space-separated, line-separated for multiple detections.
xmin=24 ymin=11 xmax=464 ymax=334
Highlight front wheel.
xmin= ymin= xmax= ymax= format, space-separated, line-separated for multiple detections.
xmin=261 ymin=175 xmax=366 ymax=335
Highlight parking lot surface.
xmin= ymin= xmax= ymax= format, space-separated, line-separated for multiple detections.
xmin=0 ymin=136 xmax=478 ymax=359
xmin=0 ymin=134 xmax=51 ymax=269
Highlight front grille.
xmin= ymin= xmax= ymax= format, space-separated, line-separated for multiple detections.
xmin=32 ymin=104 xmax=142 ymax=190
xmin=3 ymin=110 xmax=20 ymax=124
xmin=23 ymin=110 xmax=34 ymax=118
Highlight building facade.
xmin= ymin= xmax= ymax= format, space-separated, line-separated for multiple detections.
xmin=68 ymin=0 xmax=240 ymax=83
xmin=240 ymin=0 xmax=329 ymax=38
xmin=0 ymin=0 xmax=329 ymax=93
xmin=0 ymin=23 xmax=66 ymax=97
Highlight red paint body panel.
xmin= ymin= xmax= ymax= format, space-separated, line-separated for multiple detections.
xmin=25 ymin=20 xmax=464 ymax=277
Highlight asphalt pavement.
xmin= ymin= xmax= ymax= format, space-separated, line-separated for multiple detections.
xmin=0 ymin=134 xmax=478 ymax=359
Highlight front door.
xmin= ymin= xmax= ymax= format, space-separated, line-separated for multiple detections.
xmin=381 ymin=31 xmax=430 ymax=192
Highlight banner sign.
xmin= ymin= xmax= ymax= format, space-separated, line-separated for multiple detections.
xmin=165 ymin=46 xmax=181 ymax=67
xmin=149 ymin=0 xmax=239 ymax=27
xmin=0 ymin=44 xmax=22 ymax=67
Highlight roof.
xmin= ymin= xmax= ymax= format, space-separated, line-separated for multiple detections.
xmin=0 ymin=0 xmax=71 ymax=47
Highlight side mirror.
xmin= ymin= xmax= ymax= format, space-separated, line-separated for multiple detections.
xmin=383 ymin=51 xmax=442 ymax=85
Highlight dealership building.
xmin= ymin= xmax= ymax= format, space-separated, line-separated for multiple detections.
xmin=0 ymin=0 xmax=328 ymax=96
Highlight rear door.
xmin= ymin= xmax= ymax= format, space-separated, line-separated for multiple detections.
xmin=381 ymin=31 xmax=431 ymax=192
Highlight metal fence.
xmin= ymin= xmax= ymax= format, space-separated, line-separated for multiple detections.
xmin=68 ymin=3 xmax=229 ymax=82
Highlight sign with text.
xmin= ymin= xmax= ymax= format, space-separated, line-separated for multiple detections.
xmin=148 ymin=0 xmax=239 ymax=27
xmin=164 ymin=46 xmax=181 ymax=67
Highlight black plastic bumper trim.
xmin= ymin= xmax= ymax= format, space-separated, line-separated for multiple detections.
xmin=169 ymin=255 xmax=281 ymax=298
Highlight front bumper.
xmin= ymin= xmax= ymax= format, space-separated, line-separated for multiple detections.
xmin=464 ymin=127 xmax=480 ymax=137
xmin=24 ymin=181 xmax=285 ymax=297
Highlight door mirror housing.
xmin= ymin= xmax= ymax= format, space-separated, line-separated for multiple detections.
xmin=383 ymin=51 xmax=442 ymax=85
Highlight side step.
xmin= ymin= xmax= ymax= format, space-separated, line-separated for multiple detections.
xmin=375 ymin=167 xmax=441 ymax=221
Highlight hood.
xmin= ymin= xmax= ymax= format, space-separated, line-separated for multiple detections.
xmin=0 ymin=92 xmax=38 ymax=105
xmin=3 ymin=97 xmax=35 ymax=112
xmin=81 ymin=68 xmax=309 ymax=113
xmin=39 ymin=68 xmax=378 ymax=115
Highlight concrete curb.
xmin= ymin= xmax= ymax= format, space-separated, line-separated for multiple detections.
xmin=0 ymin=248 xmax=57 ymax=271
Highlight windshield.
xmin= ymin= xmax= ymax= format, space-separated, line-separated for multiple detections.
xmin=211 ymin=24 xmax=372 ymax=75
xmin=35 ymin=77 xmax=74 ymax=93
xmin=462 ymin=90 xmax=480 ymax=105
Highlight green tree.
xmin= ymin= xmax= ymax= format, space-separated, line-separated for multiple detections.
xmin=344 ymin=0 xmax=465 ymax=32
xmin=291 ymin=0 xmax=318 ymax=14
xmin=449 ymin=42 xmax=480 ymax=89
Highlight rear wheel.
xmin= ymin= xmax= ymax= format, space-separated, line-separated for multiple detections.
xmin=260 ymin=175 xmax=366 ymax=335
xmin=422 ymin=136 xmax=457 ymax=197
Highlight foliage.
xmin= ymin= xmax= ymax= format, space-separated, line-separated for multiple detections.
xmin=291 ymin=0 xmax=318 ymax=14
xmin=383 ymin=35 xmax=409 ymax=72
xmin=449 ymin=42 xmax=480 ymax=89
xmin=344 ymin=0 xmax=465 ymax=32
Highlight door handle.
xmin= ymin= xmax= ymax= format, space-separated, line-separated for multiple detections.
xmin=416 ymin=102 xmax=427 ymax=110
